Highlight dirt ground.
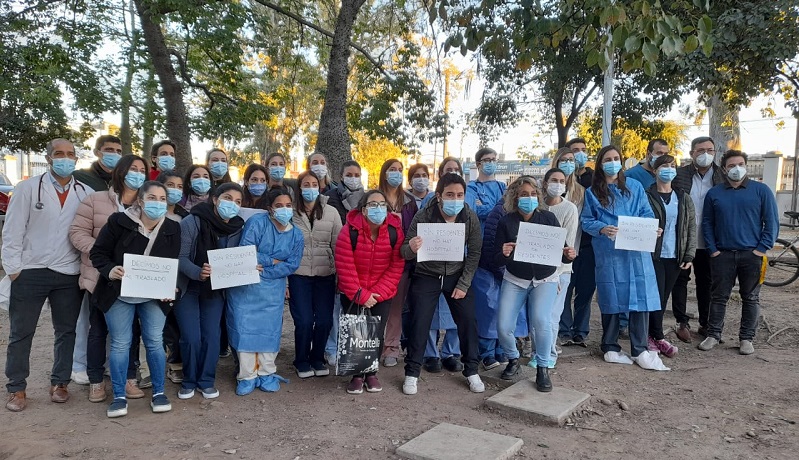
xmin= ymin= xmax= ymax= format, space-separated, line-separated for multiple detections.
xmin=1 ymin=280 xmax=798 ymax=460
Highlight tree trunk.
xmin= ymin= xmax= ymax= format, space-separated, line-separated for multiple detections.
xmin=140 ymin=68 xmax=157 ymax=158
xmin=708 ymin=95 xmax=741 ymax=153
xmin=314 ymin=0 xmax=366 ymax=182
xmin=134 ymin=0 xmax=192 ymax=172
xmin=554 ymin=94 xmax=568 ymax=148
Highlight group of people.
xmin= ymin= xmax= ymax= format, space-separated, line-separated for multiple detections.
xmin=2 ymin=134 xmax=778 ymax=419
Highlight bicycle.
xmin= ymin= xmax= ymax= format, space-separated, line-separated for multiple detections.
xmin=764 ymin=211 xmax=799 ymax=287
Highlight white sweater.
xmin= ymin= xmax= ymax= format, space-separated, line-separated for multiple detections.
xmin=545 ymin=199 xmax=579 ymax=274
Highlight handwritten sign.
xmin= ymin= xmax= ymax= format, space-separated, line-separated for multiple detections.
xmin=207 ymin=245 xmax=260 ymax=290
xmin=417 ymin=223 xmax=466 ymax=262
xmin=615 ymin=216 xmax=659 ymax=252
xmin=238 ymin=208 xmax=268 ymax=222
xmin=121 ymin=254 xmax=178 ymax=300
xmin=513 ymin=223 xmax=567 ymax=267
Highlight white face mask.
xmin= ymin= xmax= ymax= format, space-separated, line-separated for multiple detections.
xmin=546 ymin=182 xmax=566 ymax=197
xmin=727 ymin=165 xmax=747 ymax=181
xmin=695 ymin=152 xmax=714 ymax=168
xmin=342 ymin=176 xmax=362 ymax=191
xmin=310 ymin=164 xmax=327 ymax=180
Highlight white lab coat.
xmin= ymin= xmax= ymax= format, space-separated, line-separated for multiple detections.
xmin=1 ymin=172 xmax=93 ymax=276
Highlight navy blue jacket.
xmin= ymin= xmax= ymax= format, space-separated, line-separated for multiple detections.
xmin=494 ymin=209 xmax=563 ymax=281
xmin=478 ymin=202 xmax=506 ymax=279
xmin=702 ymin=178 xmax=779 ymax=254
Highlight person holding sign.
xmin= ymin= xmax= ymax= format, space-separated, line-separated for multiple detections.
xmin=582 ymin=146 xmax=667 ymax=371
xmin=493 ymin=176 xmax=575 ymax=392
xmin=174 ymin=183 xmax=246 ymax=400
xmin=288 ymin=171 xmax=342 ymax=379
xmin=226 ymin=189 xmax=304 ymax=396
xmin=400 ymin=173 xmax=485 ymax=396
xmin=334 ymin=190 xmax=405 ymax=393
xmin=90 ymin=181 xmax=181 ymax=418
xmin=645 ymin=155 xmax=696 ymax=358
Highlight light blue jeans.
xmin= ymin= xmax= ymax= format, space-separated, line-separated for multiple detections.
xmin=497 ymin=279 xmax=559 ymax=367
xmin=105 ymin=299 xmax=166 ymax=399
xmin=324 ymin=294 xmax=342 ymax=358
xmin=72 ymin=292 xmax=91 ymax=373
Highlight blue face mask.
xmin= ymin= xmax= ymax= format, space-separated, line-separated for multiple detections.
xmin=217 ymin=199 xmax=240 ymax=220
xmin=301 ymin=187 xmax=319 ymax=202
xmin=481 ymin=161 xmax=497 ymax=175
xmin=142 ymin=200 xmax=167 ymax=220
xmin=366 ymin=206 xmax=387 ymax=225
xmin=657 ymin=167 xmax=677 ymax=183
xmin=158 ymin=156 xmax=176 ymax=171
xmin=441 ymin=199 xmax=464 ymax=217
xmin=209 ymin=162 xmax=228 ymax=178
xmin=602 ymin=160 xmax=622 ymax=176
xmin=249 ymin=183 xmax=267 ymax=197
xmin=270 ymin=166 xmax=286 ymax=181
xmin=517 ymin=196 xmax=538 ymax=214
xmin=166 ymin=188 xmax=183 ymax=205
xmin=559 ymin=160 xmax=576 ymax=176
xmin=101 ymin=153 xmax=121 ymax=169
xmin=191 ymin=177 xmax=211 ymax=195
xmin=575 ymin=152 xmax=588 ymax=167
xmin=51 ymin=158 xmax=76 ymax=178
xmin=124 ymin=171 xmax=146 ymax=190
xmin=386 ymin=170 xmax=403 ymax=188
xmin=273 ymin=207 xmax=293 ymax=226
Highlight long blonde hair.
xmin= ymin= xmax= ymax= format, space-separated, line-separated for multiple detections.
xmin=552 ymin=147 xmax=585 ymax=209
xmin=503 ymin=176 xmax=541 ymax=214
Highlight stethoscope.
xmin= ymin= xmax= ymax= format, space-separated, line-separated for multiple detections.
xmin=35 ymin=174 xmax=88 ymax=210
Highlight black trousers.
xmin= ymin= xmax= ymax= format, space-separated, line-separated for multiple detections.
xmin=6 ymin=269 xmax=82 ymax=393
xmin=164 ymin=309 xmax=182 ymax=367
xmin=340 ymin=294 xmax=391 ymax=377
xmin=672 ymin=249 xmax=712 ymax=327
xmin=652 ymin=258 xmax=682 ymax=340
xmin=404 ymin=273 xmax=479 ymax=378
xmin=601 ymin=311 xmax=649 ymax=358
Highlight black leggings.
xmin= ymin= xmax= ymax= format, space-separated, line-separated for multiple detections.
xmin=652 ymin=258 xmax=682 ymax=340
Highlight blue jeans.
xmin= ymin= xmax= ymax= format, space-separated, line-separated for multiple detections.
xmin=288 ymin=275 xmax=336 ymax=369
xmin=105 ymin=299 xmax=166 ymax=399
xmin=533 ymin=273 xmax=570 ymax=363
xmin=325 ymin=294 xmax=342 ymax=358
xmin=559 ymin=245 xmax=595 ymax=338
xmin=497 ymin=280 xmax=559 ymax=367
xmin=425 ymin=329 xmax=461 ymax=359
xmin=173 ymin=288 xmax=224 ymax=390
xmin=478 ymin=338 xmax=505 ymax=361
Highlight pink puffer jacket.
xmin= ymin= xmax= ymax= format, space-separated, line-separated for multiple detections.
xmin=69 ymin=189 xmax=124 ymax=293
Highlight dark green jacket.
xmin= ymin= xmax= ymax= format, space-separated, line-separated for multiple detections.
xmin=646 ymin=184 xmax=697 ymax=264
xmin=73 ymin=162 xmax=112 ymax=192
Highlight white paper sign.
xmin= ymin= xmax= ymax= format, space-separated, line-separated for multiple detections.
xmin=513 ymin=223 xmax=567 ymax=267
xmin=417 ymin=223 xmax=466 ymax=262
xmin=238 ymin=208 xmax=268 ymax=222
xmin=615 ymin=216 xmax=659 ymax=252
xmin=207 ymin=245 xmax=261 ymax=290
xmin=120 ymin=254 xmax=179 ymax=300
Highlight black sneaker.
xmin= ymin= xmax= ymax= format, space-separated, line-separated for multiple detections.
xmin=501 ymin=359 xmax=520 ymax=380
xmin=536 ymin=366 xmax=552 ymax=392
xmin=571 ymin=335 xmax=587 ymax=348
xmin=151 ymin=393 xmax=172 ymax=413
xmin=200 ymin=387 xmax=219 ymax=399
xmin=482 ymin=356 xmax=500 ymax=370
xmin=442 ymin=356 xmax=464 ymax=372
xmin=423 ymin=357 xmax=442 ymax=373
xmin=107 ymin=398 xmax=128 ymax=418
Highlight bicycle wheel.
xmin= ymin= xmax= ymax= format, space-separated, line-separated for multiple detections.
xmin=764 ymin=238 xmax=799 ymax=287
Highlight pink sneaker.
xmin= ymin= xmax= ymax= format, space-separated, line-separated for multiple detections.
xmin=647 ymin=336 xmax=659 ymax=352
xmin=656 ymin=339 xmax=678 ymax=358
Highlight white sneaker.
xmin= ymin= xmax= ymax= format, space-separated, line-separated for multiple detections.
xmin=71 ymin=371 xmax=90 ymax=385
xmin=633 ymin=350 xmax=670 ymax=371
xmin=402 ymin=376 xmax=418 ymax=395
xmin=603 ymin=351 xmax=634 ymax=365
xmin=467 ymin=374 xmax=485 ymax=393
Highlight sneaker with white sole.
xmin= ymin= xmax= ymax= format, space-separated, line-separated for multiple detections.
xmin=739 ymin=340 xmax=755 ymax=355
xmin=603 ymin=351 xmax=634 ymax=365
xmin=296 ymin=366 xmax=314 ymax=379
xmin=698 ymin=337 xmax=719 ymax=351
xmin=200 ymin=387 xmax=219 ymax=399
xmin=107 ymin=398 xmax=128 ymax=418
xmin=177 ymin=388 xmax=195 ymax=399
xmin=71 ymin=371 xmax=90 ymax=385
xmin=467 ymin=374 xmax=485 ymax=393
xmin=383 ymin=356 xmax=398 ymax=367
xmin=402 ymin=376 xmax=418 ymax=395
xmin=311 ymin=363 xmax=330 ymax=377
xmin=151 ymin=393 xmax=172 ymax=413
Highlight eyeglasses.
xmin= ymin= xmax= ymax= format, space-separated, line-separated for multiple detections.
xmin=560 ymin=160 xmax=575 ymax=164
xmin=365 ymin=202 xmax=387 ymax=209
xmin=694 ymin=149 xmax=715 ymax=155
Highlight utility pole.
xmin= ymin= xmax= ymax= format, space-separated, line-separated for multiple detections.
xmin=602 ymin=49 xmax=614 ymax=146
xmin=443 ymin=68 xmax=450 ymax=160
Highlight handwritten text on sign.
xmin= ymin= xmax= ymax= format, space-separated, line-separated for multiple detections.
xmin=615 ymin=216 xmax=659 ymax=252
xmin=513 ymin=223 xmax=567 ymax=267
xmin=207 ymin=245 xmax=260 ymax=290
xmin=417 ymin=223 xmax=466 ymax=262
xmin=121 ymin=254 xmax=179 ymax=300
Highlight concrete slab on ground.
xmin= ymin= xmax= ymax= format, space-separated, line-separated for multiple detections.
xmin=485 ymin=380 xmax=590 ymax=426
xmin=397 ymin=423 xmax=523 ymax=460
xmin=479 ymin=347 xmax=592 ymax=389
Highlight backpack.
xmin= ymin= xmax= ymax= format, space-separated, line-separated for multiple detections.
xmin=350 ymin=224 xmax=398 ymax=252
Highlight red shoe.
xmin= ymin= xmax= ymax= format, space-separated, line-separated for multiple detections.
xmin=346 ymin=376 xmax=364 ymax=395
xmin=647 ymin=336 xmax=659 ymax=352
xmin=656 ymin=339 xmax=678 ymax=358
xmin=364 ymin=374 xmax=382 ymax=393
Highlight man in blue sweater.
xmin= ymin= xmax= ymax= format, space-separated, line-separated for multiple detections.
xmin=699 ymin=150 xmax=778 ymax=355
xmin=624 ymin=139 xmax=669 ymax=189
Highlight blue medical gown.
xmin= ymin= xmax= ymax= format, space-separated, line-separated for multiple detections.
xmin=226 ymin=214 xmax=304 ymax=353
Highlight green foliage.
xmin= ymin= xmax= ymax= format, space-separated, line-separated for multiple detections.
xmin=575 ymin=108 xmax=689 ymax=159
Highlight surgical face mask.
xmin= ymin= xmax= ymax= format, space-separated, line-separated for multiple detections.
xmin=602 ymin=160 xmax=622 ymax=176
xmin=657 ymin=167 xmax=677 ymax=183
xmin=546 ymin=182 xmax=566 ymax=197
xmin=366 ymin=206 xmax=387 ymax=225
xmin=558 ymin=160 xmax=576 ymax=176
xmin=248 ymin=183 xmax=267 ymax=197
xmin=273 ymin=207 xmax=293 ymax=226
xmin=209 ymin=162 xmax=228 ymax=178
xmin=191 ymin=177 xmax=211 ymax=195
xmin=124 ymin=171 xmax=146 ymax=190
xmin=217 ymin=199 xmax=240 ymax=220
xmin=441 ymin=199 xmax=464 ymax=217
xmin=386 ymin=170 xmax=403 ymax=188
xmin=574 ymin=152 xmax=588 ymax=167
xmin=343 ymin=176 xmax=362 ymax=191
xmin=649 ymin=155 xmax=663 ymax=168
xmin=142 ymin=200 xmax=167 ymax=220
xmin=301 ymin=187 xmax=319 ymax=202
xmin=101 ymin=153 xmax=121 ymax=169
xmin=517 ymin=196 xmax=538 ymax=214
xmin=269 ymin=166 xmax=286 ymax=181
xmin=51 ymin=158 xmax=76 ymax=178
xmin=166 ymin=188 xmax=183 ymax=205
xmin=411 ymin=177 xmax=429 ymax=193
xmin=727 ymin=165 xmax=747 ymax=182
xmin=695 ymin=152 xmax=714 ymax=168
xmin=310 ymin=164 xmax=327 ymax=180
xmin=481 ymin=161 xmax=497 ymax=175
xmin=158 ymin=156 xmax=176 ymax=171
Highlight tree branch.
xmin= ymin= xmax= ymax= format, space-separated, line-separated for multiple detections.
xmin=168 ymin=48 xmax=238 ymax=108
